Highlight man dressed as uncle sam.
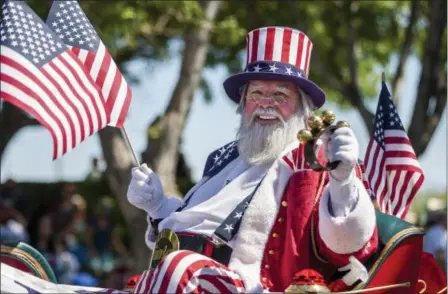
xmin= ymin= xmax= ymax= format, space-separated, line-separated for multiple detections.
xmin=127 ymin=25 xmax=377 ymax=294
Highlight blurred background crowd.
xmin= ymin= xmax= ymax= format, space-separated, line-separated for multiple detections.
xmin=0 ymin=157 xmax=133 ymax=288
xmin=0 ymin=157 xmax=446 ymax=288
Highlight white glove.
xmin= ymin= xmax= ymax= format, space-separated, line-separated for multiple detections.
xmin=127 ymin=163 xmax=164 ymax=214
xmin=323 ymin=127 xmax=359 ymax=182
xmin=322 ymin=127 xmax=360 ymax=216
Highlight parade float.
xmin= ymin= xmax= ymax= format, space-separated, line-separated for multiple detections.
xmin=1 ymin=110 xmax=447 ymax=293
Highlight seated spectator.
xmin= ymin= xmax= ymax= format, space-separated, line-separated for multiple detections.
xmin=424 ymin=209 xmax=447 ymax=273
xmin=86 ymin=157 xmax=103 ymax=182
xmin=52 ymin=183 xmax=79 ymax=236
xmin=35 ymin=183 xmax=80 ymax=270
xmin=63 ymin=194 xmax=89 ymax=270
xmin=0 ymin=205 xmax=29 ymax=243
xmin=0 ymin=179 xmax=26 ymax=212
xmin=86 ymin=198 xmax=128 ymax=278
xmin=55 ymin=242 xmax=81 ymax=285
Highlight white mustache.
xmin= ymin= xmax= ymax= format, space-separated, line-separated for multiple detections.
xmin=249 ymin=108 xmax=286 ymax=125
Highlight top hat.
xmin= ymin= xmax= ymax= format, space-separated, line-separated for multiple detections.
xmin=223 ymin=26 xmax=326 ymax=108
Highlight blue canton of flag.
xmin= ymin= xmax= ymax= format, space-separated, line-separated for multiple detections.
xmin=1 ymin=2 xmax=66 ymax=66
xmin=46 ymin=1 xmax=99 ymax=51
xmin=202 ymin=141 xmax=239 ymax=178
xmin=364 ymin=81 xmax=424 ymax=219
xmin=371 ymin=85 xmax=405 ymax=148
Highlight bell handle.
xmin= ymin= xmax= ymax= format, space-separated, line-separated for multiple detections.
xmin=304 ymin=125 xmax=341 ymax=171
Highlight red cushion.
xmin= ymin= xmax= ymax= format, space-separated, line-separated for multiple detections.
xmin=1 ymin=255 xmax=35 ymax=274
xmin=417 ymin=252 xmax=447 ymax=294
xmin=363 ymin=235 xmax=423 ymax=294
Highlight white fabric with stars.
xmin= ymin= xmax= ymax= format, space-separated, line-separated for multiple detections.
xmin=158 ymin=156 xmax=270 ymax=247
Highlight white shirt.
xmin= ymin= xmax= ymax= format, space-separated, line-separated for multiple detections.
xmin=158 ymin=157 xmax=270 ymax=239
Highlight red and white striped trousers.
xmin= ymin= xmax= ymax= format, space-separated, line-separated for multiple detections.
xmin=133 ymin=250 xmax=245 ymax=294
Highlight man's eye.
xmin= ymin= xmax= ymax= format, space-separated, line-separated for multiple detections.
xmin=249 ymin=93 xmax=262 ymax=99
xmin=274 ymin=95 xmax=287 ymax=104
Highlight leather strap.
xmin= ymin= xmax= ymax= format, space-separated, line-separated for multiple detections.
xmin=178 ymin=234 xmax=232 ymax=266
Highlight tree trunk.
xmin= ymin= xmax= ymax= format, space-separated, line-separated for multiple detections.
xmin=408 ymin=0 xmax=447 ymax=156
xmin=143 ymin=1 xmax=222 ymax=196
xmin=99 ymin=0 xmax=222 ymax=272
xmin=98 ymin=127 xmax=149 ymax=273
xmin=0 ymin=102 xmax=40 ymax=160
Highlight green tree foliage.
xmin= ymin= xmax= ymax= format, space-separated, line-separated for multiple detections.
xmin=16 ymin=0 xmax=445 ymax=158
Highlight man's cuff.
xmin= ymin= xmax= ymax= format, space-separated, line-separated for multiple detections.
xmin=328 ymin=170 xmax=358 ymax=217
xmin=146 ymin=195 xmax=183 ymax=219
xmin=319 ymin=177 xmax=376 ymax=254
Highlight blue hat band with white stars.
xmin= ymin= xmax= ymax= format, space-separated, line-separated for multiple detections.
xmin=244 ymin=61 xmax=307 ymax=78
xmin=223 ymin=60 xmax=326 ymax=108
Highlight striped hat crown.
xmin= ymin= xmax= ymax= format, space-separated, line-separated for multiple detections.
xmin=245 ymin=26 xmax=313 ymax=77
xmin=223 ymin=26 xmax=325 ymax=107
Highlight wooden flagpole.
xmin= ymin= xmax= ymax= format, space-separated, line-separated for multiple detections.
xmin=121 ymin=126 xmax=141 ymax=167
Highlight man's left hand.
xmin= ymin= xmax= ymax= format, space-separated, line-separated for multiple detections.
xmin=323 ymin=127 xmax=359 ymax=182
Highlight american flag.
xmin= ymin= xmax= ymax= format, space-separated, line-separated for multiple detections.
xmin=364 ymin=81 xmax=424 ymax=219
xmin=46 ymin=0 xmax=132 ymax=128
xmin=0 ymin=0 xmax=109 ymax=159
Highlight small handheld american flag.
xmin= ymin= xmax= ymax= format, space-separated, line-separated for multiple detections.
xmin=46 ymin=0 xmax=132 ymax=128
xmin=0 ymin=0 xmax=109 ymax=160
xmin=364 ymin=79 xmax=424 ymax=219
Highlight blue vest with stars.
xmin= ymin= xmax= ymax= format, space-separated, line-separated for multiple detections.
xmin=174 ymin=141 xmax=240 ymax=213
xmin=201 ymin=141 xmax=239 ymax=179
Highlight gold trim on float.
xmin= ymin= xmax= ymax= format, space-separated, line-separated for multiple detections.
xmin=0 ymin=245 xmax=50 ymax=281
xmin=417 ymin=279 xmax=427 ymax=293
xmin=310 ymin=172 xmax=329 ymax=264
xmin=332 ymin=282 xmax=410 ymax=293
xmin=351 ymin=226 xmax=424 ymax=290
xmin=437 ymin=286 xmax=447 ymax=294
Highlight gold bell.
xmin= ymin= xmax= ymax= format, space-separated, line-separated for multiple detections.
xmin=336 ymin=120 xmax=350 ymax=128
xmin=297 ymin=129 xmax=313 ymax=144
xmin=284 ymin=284 xmax=331 ymax=293
xmin=320 ymin=110 xmax=336 ymax=126
xmin=307 ymin=115 xmax=324 ymax=131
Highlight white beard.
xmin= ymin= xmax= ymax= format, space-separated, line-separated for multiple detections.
xmin=237 ymin=108 xmax=305 ymax=165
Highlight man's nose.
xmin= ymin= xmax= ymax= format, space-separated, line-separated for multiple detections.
xmin=257 ymin=97 xmax=276 ymax=107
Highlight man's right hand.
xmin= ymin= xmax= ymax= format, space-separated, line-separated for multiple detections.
xmin=127 ymin=164 xmax=164 ymax=213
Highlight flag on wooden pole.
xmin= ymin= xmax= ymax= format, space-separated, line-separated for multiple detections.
xmin=364 ymin=79 xmax=424 ymax=219
xmin=46 ymin=0 xmax=132 ymax=128
xmin=0 ymin=0 xmax=109 ymax=159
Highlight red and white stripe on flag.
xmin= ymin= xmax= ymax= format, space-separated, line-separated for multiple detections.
xmin=1 ymin=0 xmax=110 ymax=160
xmin=71 ymin=42 xmax=131 ymax=128
xmin=365 ymin=130 xmax=424 ymax=219
xmin=364 ymin=82 xmax=424 ymax=219
xmin=1 ymin=47 xmax=109 ymax=159
xmin=245 ymin=27 xmax=313 ymax=76
xmin=46 ymin=0 xmax=132 ymax=128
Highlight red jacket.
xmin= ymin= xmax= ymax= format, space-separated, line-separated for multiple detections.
xmin=259 ymin=167 xmax=378 ymax=291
